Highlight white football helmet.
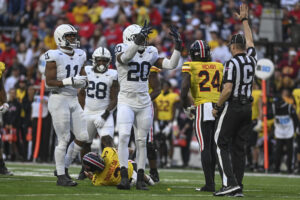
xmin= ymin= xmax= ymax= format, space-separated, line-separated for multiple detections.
xmin=92 ymin=47 xmax=111 ymax=73
xmin=54 ymin=24 xmax=80 ymax=49
xmin=123 ymin=24 xmax=146 ymax=51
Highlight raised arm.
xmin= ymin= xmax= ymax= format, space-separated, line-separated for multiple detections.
xmin=180 ymin=72 xmax=191 ymax=109
xmin=235 ymin=3 xmax=254 ymax=48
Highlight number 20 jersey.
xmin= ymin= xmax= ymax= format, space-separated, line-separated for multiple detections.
xmin=182 ymin=61 xmax=224 ymax=105
xmin=45 ymin=49 xmax=86 ymax=96
xmin=84 ymin=66 xmax=118 ymax=113
xmin=115 ymin=43 xmax=159 ymax=108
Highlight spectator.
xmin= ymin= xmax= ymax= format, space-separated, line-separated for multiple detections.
xmin=78 ymin=14 xmax=96 ymax=40
xmin=101 ymin=0 xmax=120 ymax=22
xmin=103 ymin=18 xmax=122 ymax=50
xmin=72 ymin=0 xmax=88 ymax=25
xmin=87 ymin=1 xmax=103 ymax=24
xmin=211 ymin=36 xmax=232 ymax=64
xmin=0 ymin=43 xmax=17 ymax=69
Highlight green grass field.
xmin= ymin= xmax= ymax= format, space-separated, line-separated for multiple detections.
xmin=0 ymin=163 xmax=300 ymax=200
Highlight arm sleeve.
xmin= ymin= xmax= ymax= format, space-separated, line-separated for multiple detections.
xmin=44 ymin=50 xmax=56 ymax=62
xmin=247 ymin=47 xmax=257 ymax=63
xmin=181 ymin=62 xmax=191 ymax=74
xmin=223 ymin=61 xmax=235 ymax=83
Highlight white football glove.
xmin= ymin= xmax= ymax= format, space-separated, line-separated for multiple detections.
xmin=62 ymin=76 xmax=87 ymax=88
xmin=0 ymin=103 xmax=9 ymax=113
xmin=183 ymin=105 xmax=195 ymax=120
xmin=253 ymin=119 xmax=262 ymax=132
xmin=162 ymin=123 xmax=172 ymax=135
xmin=94 ymin=116 xmax=105 ymax=129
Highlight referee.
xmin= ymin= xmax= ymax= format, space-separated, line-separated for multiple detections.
xmin=212 ymin=4 xmax=256 ymax=197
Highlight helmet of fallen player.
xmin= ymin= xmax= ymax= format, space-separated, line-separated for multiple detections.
xmin=123 ymin=24 xmax=146 ymax=51
xmin=92 ymin=47 xmax=111 ymax=73
xmin=189 ymin=40 xmax=211 ymax=62
xmin=54 ymin=24 xmax=80 ymax=49
xmin=82 ymin=152 xmax=105 ymax=172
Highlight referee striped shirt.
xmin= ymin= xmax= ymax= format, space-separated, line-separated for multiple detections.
xmin=223 ymin=47 xmax=257 ymax=99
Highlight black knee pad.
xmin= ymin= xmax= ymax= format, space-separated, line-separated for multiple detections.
xmin=147 ymin=142 xmax=157 ymax=160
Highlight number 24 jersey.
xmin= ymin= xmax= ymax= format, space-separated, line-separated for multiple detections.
xmin=114 ymin=43 xmax=159 ymax=108
xmin=182 ymin=61 xmax=224 ymax=105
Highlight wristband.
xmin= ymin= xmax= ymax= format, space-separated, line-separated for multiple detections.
xmin=214 ymin=104 xmax=222 ymax=111
xmin=241 ymin=18 xmax=248 ymax=22
xmin=101 ymin=110 xmax=110 ymax=120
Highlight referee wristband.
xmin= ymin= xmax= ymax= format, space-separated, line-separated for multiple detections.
xmin=241 ymin=18 xmax=248 ymax=22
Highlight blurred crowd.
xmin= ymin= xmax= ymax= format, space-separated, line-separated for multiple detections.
xmin=0 ymin=0 xmax=300 ymax=173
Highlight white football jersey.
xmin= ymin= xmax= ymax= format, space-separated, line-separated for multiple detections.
xmin=115 ymin=43 xmax=159 ymax=108
xmin=45 ymin=49 xmax=86 ymax=96
xmin=84 ymin=66 xmax=118 ymax=113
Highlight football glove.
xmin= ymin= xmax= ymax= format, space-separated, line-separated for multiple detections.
xmin=0 ymin=103 xmax=9 ymax=113
xmin=183 ymin=105 xmax=195 ymax=120
xmin=62 ymin=76 xmax=87 ymax=88
xmin=0 ymin=62 xmax=5 ymax=79
xmin=169 ymin=25 xmax=182 ymax=51
xmin=94 ymin=116 xmax=105 ymax=129
xmin=134 ymin=20 xmax=152 ymax=45
xmin=162 ymin=123 xmax=172 ymax=135
xmin=253 ymin=120 xmax=262 ymax=132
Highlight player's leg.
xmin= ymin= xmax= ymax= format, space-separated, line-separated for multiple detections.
xmin=98 ymin=112 xmax=115 ymax=150
xmin=48 ymin=95 xmax=77 ymax=186
xmin=134 ymin=105 xmax=152 ymax=190
xmin=286 ymin=138 xmax=293 ymax=173
xmin=0 ymin=140 xmax=13 ymax=175
xmin=117 ymin=103 xmax=135 ymax=190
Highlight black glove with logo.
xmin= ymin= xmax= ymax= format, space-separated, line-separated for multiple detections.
xmin=169 ymin=25 xmax=182 ymax=51
xmin=134 ymin=20 xmax=153 ymax=46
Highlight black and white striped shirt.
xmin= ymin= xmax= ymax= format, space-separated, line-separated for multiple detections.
xmin=223 ymin=47 xmax=257 ymax=100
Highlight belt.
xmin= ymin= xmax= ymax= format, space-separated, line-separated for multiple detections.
xmin=230 ymin=97 xmax=253 ymax=105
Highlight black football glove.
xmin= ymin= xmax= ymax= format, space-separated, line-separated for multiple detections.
xmin=134 ymin=20 xmax=153 ymax=46
xmin=169 ymin=25 xmax=182 ymax=51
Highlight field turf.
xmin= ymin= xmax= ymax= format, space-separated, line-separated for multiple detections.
xmin=0 ymin=163 xmax=300 ymax=200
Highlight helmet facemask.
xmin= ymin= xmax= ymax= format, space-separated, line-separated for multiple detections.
xmin=93 ymin=57 xmax=110 ymax=73
xmin=63 ymin=32 xmax=80 ymax=49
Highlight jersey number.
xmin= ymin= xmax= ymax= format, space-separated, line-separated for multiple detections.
xmin=158 ymin=100 xmax=170 ymax=112
xmin=87 ymin=81 xmax=107 ymax=99
xmin=127 ymin=62 xmax=151 ymax=82
xmin=199 ymin=70 xmax=220 ymax=92
xmin=65 ymin=65 xmax=79 ymax=78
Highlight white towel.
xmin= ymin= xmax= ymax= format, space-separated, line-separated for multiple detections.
xmin=203 ymin=102 xmax=215 ymax=121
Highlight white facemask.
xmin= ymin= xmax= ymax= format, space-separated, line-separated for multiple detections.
xmin=96 ymin=65 xmax=106 ymax=73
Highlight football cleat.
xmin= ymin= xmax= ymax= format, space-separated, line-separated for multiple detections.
xmin=56 ymin=175 xmax=77 ymax=186
xmin=136 ymin=169 xmax=149 ymax=190
xmin=0 ymin=166 xmax=13 ymax=176
xmin=77 ymin=167 xmax=87 ymax=180
xmin=227 ymin=188 xmax=244 ymax=197
xmin=54 ymin=168 xmax=71 ymax=180
xmin=195 ymin=185 xmax=215 ymax=192
xmin=144 ymin=174 xmax=155 ymax=186
xmin=117 ymin=167 xmax=130 ymax=190
xmin=149 ymin=169 xmax=159 ymax=183
xmin=213 ymin=185 xmax=240 ymax=196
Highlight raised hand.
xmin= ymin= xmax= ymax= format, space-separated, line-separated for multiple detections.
xmin=235 ymin=3 xmax=249 ymax=21
xmin=134 ymin=20 xmax=152 ymax=46
xmin=169 ymin=25 xmax=182 ymax=51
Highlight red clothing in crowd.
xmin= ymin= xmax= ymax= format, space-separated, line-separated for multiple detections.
xmin=0 ymin=48 xmax=17 ymax=68
xmin=150 ymin=7 xmax=162 ymax=27
xmin=278 ymin=57 xmax=300 ymax=79
xmin=79 ymin=21 xmax=96 ymax=39
xmin=250 ymin=3 xmax=263 ymax=17
xmin=289 ymin=9 xmax=300 ymax=24
xmin=200 ymin=0 xmax=216 ymax=14
xmin=103 ymin=25 xmax=123 ymax=47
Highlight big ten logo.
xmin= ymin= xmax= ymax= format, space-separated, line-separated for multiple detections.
xmin=257 ymin=65 xmax=271 ymax=72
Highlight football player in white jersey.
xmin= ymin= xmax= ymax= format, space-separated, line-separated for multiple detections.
xmin=115 ymin=21 xmax=182 ymax=190
xmin=45 ymin=24 xmax=89 ymax=186
xmin=74 ymin=46 xmax=119 ymax=180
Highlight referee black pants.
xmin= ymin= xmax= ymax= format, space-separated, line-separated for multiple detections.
xmin=214 ymin=101 xmax=252 ymax=187
xmin=195 ymin=104 xmax=216 ymax=187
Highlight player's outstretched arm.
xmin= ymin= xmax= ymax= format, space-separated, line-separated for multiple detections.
xmin=155 ymin=26 xmax=181 ymax=69
xmin=149 ymin=71 xmax=161 ymax=101
xmin=180 ymin=72 xmax=191 ymax=109
xmin=235 ymin=3 xmax=254 ymax=48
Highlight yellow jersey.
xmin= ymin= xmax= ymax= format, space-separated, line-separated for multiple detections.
xmin=148 ymin=66 xmax=161 ymax=95
xmin=92 ymin=147 xmax=134 ymax=186
xmin=154 ymin=91 xmax=180 ymax=121
xmin=252 ymin=90 xmax=262 ymax=120
xmin=293 ymin=89 xmax=300 ymax=116
xmin=182 ymin=61 xmax=224 ymax=105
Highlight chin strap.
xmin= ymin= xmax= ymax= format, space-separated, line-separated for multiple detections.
xmin=59 ymin=47 xmax=74 ymax=54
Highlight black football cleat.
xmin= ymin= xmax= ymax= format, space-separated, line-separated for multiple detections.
xmin=195 ymin=185 xmax=215 ymax=192
xmin=227 ymin=188 xmax=244 ymax=197
xmin=56 ymin=175 xmax=77 ymax=186
xmin=117 ymin=167 xmax=130 ymax=190
xmin=213 ymin=185 xmax=240 ymax=196
xmin=136 ymin=169 xmax=149 ymax=190
xmin=77 ymin=167 xmax=87 ymax=180
xmin=54 ymin=168 xmax=72 ymax=180
xmin=0 ymin=166 xmax=13 ymax=176
xmin=149 ymin=169 xmax=159 ymax=183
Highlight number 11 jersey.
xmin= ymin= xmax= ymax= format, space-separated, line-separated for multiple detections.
xmin=182 ymin=61 xmax=224 ymax=105
xmin=115 ymin=43 xmax=159 ymax=108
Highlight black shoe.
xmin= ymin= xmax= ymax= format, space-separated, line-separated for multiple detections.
xmin=117 ymin=167 xmax=130 ymax=190
xmin=213 ymin=185 xmax=240 ymax=196
xmin=77 ymin=167 xmax=87 ymax=180
xmin=136 ymin=169 xmax=149 ymax=190
xmin=149 ymin=169 xmax=159 ymax=183
xmin=195 ymin=185 xmax=215 ymax=192
xmin=0 ymin=166 xmax=13 ymax=176
xmin=56 ymin=175 xmax=77 ymax=186
xmin=54 ymin=168 xmax=71 ymax=180
xmin=227 ymin=189 xmax=244 ymax=197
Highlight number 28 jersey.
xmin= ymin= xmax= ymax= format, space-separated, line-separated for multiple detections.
xmin=84 ymin=66 xmax=118 ymax=113
xmin=182 ymin=61 xmax=224 ymax=105
xmin=115 ymin=43 xmax=159 ymax=108
xmin=45 ymin=49 xmax=86 ymax=96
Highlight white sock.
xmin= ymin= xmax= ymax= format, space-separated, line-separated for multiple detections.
xmin=65 ymin=141 xmax=74 ymax=168
xmin=136 ymin=138 xmax=147 ymax=170
xmin=55 ymin=144 xmax=67 ymax=175
xmin=118 ymin=134 xmax=130 ymax=168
